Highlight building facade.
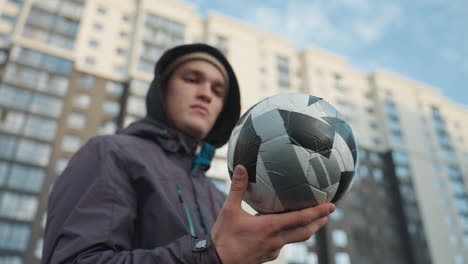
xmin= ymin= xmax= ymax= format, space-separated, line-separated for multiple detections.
xmin=0 ymin=0 xmax=467 ymax=263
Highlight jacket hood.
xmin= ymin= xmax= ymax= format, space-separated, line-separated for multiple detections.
xmin=145 ymin=43 xmax=241 ymax=148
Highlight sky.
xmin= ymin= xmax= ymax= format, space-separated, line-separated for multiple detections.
xmin=184 ymin=0 xmax=468 ymax=108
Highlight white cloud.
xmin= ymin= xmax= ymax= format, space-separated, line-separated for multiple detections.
xmin=242 ymin=0 xmax=402 ymax=49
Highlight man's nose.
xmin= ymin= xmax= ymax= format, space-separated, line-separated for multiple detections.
xmin=196 ymin=82 xmax=212 ymax=102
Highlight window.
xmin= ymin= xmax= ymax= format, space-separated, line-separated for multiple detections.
xmin=373 ymin=168 xmax=384 ymax=182
xmin=106 ymin=82 xmax=124 ymax=97
xmin=42 ymin=75 xmax=68 ymax=96
xmin=0 ymin=221 xmax=31 ymax=251
xmin=392 ymin=151 xmax=409 ymax=165
xmin=138 ymin=60 xmax=153 ymax=73
xmin=369 ymin=152 xmax=380 ymax=163
xmin=213 ymin=35 xmax=228 ymax=55
xmin=0 ymin=135 xmax=16 ymax=158
xmin=55 ymin=158 xmax=69 ymax=175
xmin=89 ymin=39 xmax=99 ymax=48
xmin=67 ymin=113 xmax=86 ymax=130
xmin=8 ymin=165 xmax=45 ymax=192
xmin=72 ymin=94 xmax=91 ymax=109
xmin=96 ymin=7 xmax=106 ymax=15
xmin=0 ymin=85 xmax=32 ymax=110
xmin=335 ymin=252 xmax=351 ymax=264
xmin=0 ymin=110 xmax=25 ymax=133
xmin=113 ymin=65 xmax=125 ymax=74
xmin=117 ymin=48 xmax=128 ymax=56
xmin=400 ymin=184 xmax=415 ymax=201
xmin=0 ymin=192 xmax=38 ymax=221
xmin=283 ymin=243 xmax=308 ymax=263
xmin=367 ymin=121 xmax=377 ymax=129
xmin=93 ymin=23 xmax=103 ymax=31
xmin=277 ymin=56 xmax=290 ymax=88
xmin=435 ymin=179 xmax=445 ymax=189
xmin=445 ymin=215 xmax=454 ymax=225
xmin=102 ymin=100 xmax=120 ymax=116
xmin=358 ymin=165 xmax=368 ymax=178
xmin=99 ymin=121 xmax=117 ymax=135
xmin=23 ymin=115 xmax=57 ymax=141
xmin=120 ymin=31 xmax=131 ymax=40
xmin=62 ymin=135 xmax=81 ymax=153
xmin=439 ymin=196 xmax=449 ymax=207
xmin=123 ymin=115 xmax=136 ymax=127
xmin=79 ymin=75 xmax=95 ymax=88
xmin=332 ymin=229 xmax=348 ymax=247
xmin=15 ymin=139 xmax=52 ymax=166
xmin=35 ymin=238 xmax=43 ymax=259
xmin=130 ymin=80 xmax=149 ymax=96
xmin=30 ymin=94 xmax=63 ymax=118
xmin=0 ymin=161 xmax=8 ymax=186
xmin=0 ymin=256 xmax=23 ymax=264
xmin=359 ymin=149 xmax=366 ymax=159
xmin=126 ymin=96 xmax=145 ymax=117
xmin=85 ymin=57 xmax=96 ymax=65
xmin=122 ymin=15 xmax=132 ymax=23
xmin=450 ymin=233 xmax=460 ymax=247
xmin=306 ymin=234 xmax=316 ymax=246
xmin=330 ymin=208 xmax=344 ymax=221
xmin=0 ymin=50 xmax=7 ymax=65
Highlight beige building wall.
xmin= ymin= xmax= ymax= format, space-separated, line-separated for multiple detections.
xmin=372 ymin=71 xmax=468 ymax=263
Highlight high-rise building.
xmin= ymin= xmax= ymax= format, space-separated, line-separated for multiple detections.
xmin=0 ymin=0 xmax=466 ymax=263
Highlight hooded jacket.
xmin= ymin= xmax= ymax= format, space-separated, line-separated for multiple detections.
xmin=42 ymin=44 xmax=241 ymax=264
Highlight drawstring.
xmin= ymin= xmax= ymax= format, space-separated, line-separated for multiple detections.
xmin=188 ymin=143 xmax=215 ymax=236
xmin=176 ymin=183 xmax=196 ymax=237
xmin=176 ymin=143 xmax=215 ymax=237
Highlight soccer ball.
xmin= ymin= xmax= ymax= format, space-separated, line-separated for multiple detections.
xmin=227 ymin=93 xmax=358 ymax=214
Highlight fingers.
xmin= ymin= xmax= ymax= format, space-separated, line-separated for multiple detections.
xmin=280 ymin=216 xmax=328 ymax=244
xmin=224 ymin=165 xmax=248 ymax=210
xmin=269 ymin=203 xmax=335 ymax=232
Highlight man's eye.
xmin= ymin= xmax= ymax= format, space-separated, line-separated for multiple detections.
xmin=213 ymin=86 xmax=224 ymax=97
xmin=184 ymin=76 xmax=197 ymax=83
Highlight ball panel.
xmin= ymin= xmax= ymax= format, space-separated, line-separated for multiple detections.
xmin=291 ymin=144 xmax=312 ymax=178
xmin=245 ymin=174 xmax=278 ymax=213
xmin=323 ymin=116 xmax=358 ymax=165
xmin=227 ymin=125 xmax=242 ymax=172
xmin=324 ymin=182 xmax=339 ymax=202
xmin=277 ymin=183 xmax=320 ymax=211
xmin=252 ymin=109 xmax=288 ymax=142
xmin=279 ymin=110 xmax=335 ymax=157
xmin=233 ymin=115 xmax=262 ymax=183
xmin=331 ymin=171 xmax=355 ymax=203
xmin=332 ymin=134 xmax=356 ymax=171
xmin=258 ymin=136 xmax=308 ymax=192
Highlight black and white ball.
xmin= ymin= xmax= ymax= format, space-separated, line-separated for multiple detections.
xmin=227 ymin=93 xmax=358 ymax=214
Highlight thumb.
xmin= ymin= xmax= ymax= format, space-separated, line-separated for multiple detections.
xmin=226 ymin=165 xmax=248 ymax=207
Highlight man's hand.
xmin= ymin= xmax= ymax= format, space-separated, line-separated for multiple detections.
xmin=211 ymin=165 xmax=335 ymax=264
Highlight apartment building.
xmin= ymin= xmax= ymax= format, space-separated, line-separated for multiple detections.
xmin=0 ymin=0 xmax=466 ymax=263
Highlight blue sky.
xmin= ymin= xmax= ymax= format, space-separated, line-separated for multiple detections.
xmin=185 ymin=0 xmax=468 ymax=107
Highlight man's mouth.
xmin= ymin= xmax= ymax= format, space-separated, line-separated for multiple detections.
xmin=191 ymin=104 xmax=209 ymax=116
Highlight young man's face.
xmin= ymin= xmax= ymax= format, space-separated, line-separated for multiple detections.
xmin=164 ymin=60 xmax=226 ymax=140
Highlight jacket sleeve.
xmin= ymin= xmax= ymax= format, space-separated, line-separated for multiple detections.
xmin=42 ymin=137 xmax=222 ymax=264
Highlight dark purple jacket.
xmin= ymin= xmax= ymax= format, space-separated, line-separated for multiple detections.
xmin=42 ymin=44 xmax=241 ymax=264
xmin=43 ymin=119 xmax=227 ymax=263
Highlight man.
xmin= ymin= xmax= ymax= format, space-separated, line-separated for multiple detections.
xmin=42 ymin=43 xmax=335 ymax=263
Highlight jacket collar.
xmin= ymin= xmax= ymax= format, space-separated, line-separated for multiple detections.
xmin=118 ymin=118 xmax=200 ymax=156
